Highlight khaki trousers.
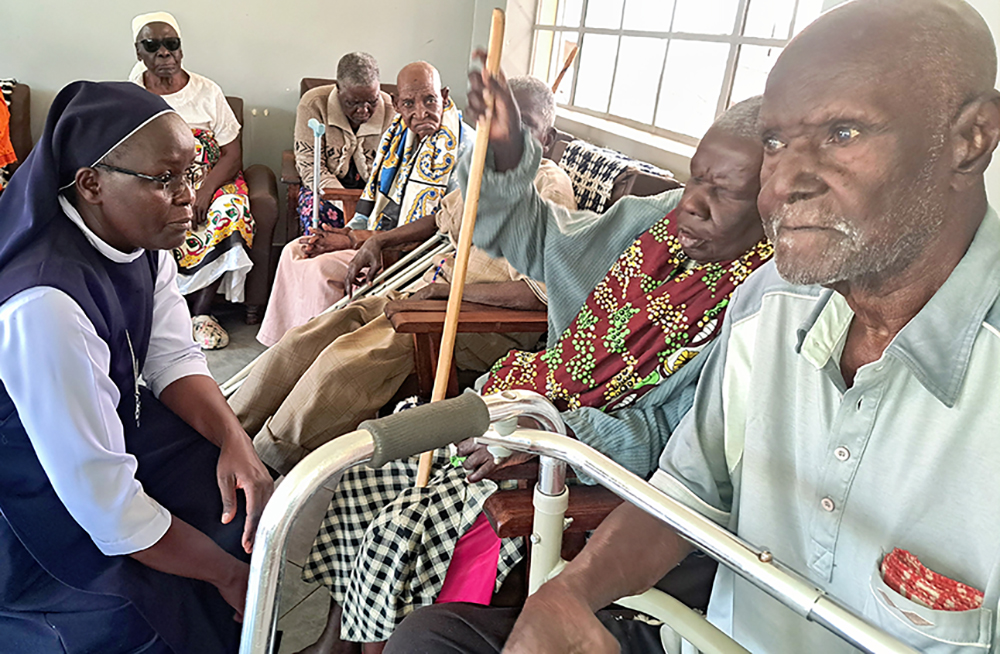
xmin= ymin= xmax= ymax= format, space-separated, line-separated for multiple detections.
xmin=230 ymin=296 xmax=535 ymax=473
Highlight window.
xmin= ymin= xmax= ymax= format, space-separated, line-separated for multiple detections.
xmin=531 ymin=0 xmax=824 ymax=144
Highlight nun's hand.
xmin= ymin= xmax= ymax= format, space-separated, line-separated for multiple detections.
xmin=216 ymin=433 xmax=274 ymax=554
xmin=193 ymin=186 xmax=214 ymax=226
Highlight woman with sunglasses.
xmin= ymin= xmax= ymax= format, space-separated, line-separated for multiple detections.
xmin=129 ymin=11 xmax=254 ymax=350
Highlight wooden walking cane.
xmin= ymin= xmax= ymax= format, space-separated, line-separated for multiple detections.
xmin=414 ymin=8 xmax=505 ymax=488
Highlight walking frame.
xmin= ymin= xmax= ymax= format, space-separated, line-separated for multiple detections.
xmin=239 ymin=390 xmax=920 ymax=654
xmin=219 ymin=232 xmax=453 ymax=398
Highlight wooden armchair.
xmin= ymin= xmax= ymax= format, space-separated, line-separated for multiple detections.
xmin=225 ymin=97 xmax=280 ymax=323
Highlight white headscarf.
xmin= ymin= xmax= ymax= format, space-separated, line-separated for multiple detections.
xmin=131 ymin=11 xmax=182 ymax=42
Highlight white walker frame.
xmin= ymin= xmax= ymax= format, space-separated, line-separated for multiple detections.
xmin=238 ymin=390 xmax=921 ymax=654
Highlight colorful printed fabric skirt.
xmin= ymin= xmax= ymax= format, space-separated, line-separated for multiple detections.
xmin=174 ymin=129 xmax=255 ymax=301
xmin=297 ymin=186 xmax=345 ymax=234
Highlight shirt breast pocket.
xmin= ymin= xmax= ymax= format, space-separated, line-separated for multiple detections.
xmin=864 ymin=563 xmax=993 ymax=653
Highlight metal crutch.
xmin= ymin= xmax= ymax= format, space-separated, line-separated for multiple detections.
xmin=218 ymin=233 xmax=452 ymax=398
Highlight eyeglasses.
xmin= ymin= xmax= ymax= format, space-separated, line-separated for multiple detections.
xmin=137 ymin=37 xmax=181 ymax=53
xmin=95 ymin=163 xmax=206 ymax=193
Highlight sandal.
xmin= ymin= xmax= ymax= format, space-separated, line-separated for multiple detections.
xmin=192 ymin=314 xmax=229 ymax=350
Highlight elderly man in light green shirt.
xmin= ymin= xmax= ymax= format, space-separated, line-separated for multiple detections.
xmin=386 ymin=0 xmax=1000 ymax=652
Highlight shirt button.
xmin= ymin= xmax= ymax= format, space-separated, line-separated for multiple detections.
xmin=821 ymin=497 xmax=836 ymax=512
xmin=834 ymin=446 xmax=850 ymax=461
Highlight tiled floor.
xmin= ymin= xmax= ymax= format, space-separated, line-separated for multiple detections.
xmin=204 ymin=306 xmax=333 ymax=653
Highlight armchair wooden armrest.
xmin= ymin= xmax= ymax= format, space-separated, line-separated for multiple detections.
xmin=385 ymin=299 xmax=548 ymax=397
xmin=280 ymin=149 xmax=300 ymax=185
xmin=483 ymin=485 xmax=623 ymax=539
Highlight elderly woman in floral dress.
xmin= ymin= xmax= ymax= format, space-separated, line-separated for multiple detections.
xmin=129 ymin=11 xmax=254 ymax=350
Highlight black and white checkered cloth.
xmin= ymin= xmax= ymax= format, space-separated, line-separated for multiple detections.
xmin=560 ymin=140 xmax=674 ymax=214
xmin=301 ymin=449 xmax=524 ymax=643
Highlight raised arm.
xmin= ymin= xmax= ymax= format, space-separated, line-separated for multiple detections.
xmin=464 ymin=60 xmax=682 ymax=334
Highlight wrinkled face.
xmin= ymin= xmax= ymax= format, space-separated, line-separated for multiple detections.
xmin=135 ymin=22 xmax=183 ymax=78
xmin=673 ymin=128 xmax=765 ymax=262
xmin=757 ymin=55 xmax=947 ymax=287
xmin=339 ymin=82 xmax=381 ymax=129
xmin=90 ymin=114 xmax=197 ymax=251
xmin=394 ymin=73 xmax=448 ymax=138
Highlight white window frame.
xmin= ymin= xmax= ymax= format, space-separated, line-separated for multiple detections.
xmin=532 ymin=0 xmax=801 ymax=146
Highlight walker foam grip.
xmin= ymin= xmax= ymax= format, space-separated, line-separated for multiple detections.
xmin=361 ymin=392 xmax=491 ymax=468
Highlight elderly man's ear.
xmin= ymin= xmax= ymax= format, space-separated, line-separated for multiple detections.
xmin=540 ymin=126 xmax=557 ymax=153
xmin=441 ymin=86 xmax=450 ymax=104
xmin=950 ymin=90 xmax=1000 ymax=189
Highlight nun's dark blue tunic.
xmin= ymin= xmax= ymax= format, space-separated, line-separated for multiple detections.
xmin=0 ymin=82 xmax=246 ymax=654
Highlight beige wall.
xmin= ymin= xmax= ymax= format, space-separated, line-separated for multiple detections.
xmin=0 ymin=0 xmax=481 ymax=186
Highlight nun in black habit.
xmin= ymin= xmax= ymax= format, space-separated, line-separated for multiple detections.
xmin=0 ymin=81 xmax=273 ymax=653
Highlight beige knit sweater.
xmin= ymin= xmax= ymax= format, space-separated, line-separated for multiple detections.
xmin=293 ymin=83 xmax=395 ymax=189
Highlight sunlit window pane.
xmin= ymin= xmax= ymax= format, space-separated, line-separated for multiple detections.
xmin=655 ymin=40 xmax=730 ymax=137
xmin=530 ymin=30 xmax=555 ymax=86
xmin=743 ymin=0 xmax=796 ymax=39
xmin=574 ymin=34 xmax=620 ymax=112
xmin=537 ymin=0 xmax=558 ymax=25
xmin=672 ymin=0 xmax=739 ymax=35
xmin=550 ymin=32 xmax=580 ymax=105
xmin=585 ymin=0 xmax=625 ymax=29
xmin=622 ymin=0 xmax=675 ymax=32
xmin=729 ymin=44 xmax=783 ymax=106
xmin=537 ymin=0 xmax=584 ymax=27
xmin=793 ymin=0 xmax=824 ymax=36
xmin=609 ymin=37 xmax=668 ymax=124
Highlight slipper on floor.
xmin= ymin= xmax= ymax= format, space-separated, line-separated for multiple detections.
xmin=192 ymin=314 xmax=229 ymax=350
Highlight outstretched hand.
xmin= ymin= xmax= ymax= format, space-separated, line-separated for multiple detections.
xmin=467 ymin=49 xmax=524 ymax=172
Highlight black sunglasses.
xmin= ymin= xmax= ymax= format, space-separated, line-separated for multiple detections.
xmin=138 ymin=37 xmax=181 ymax=53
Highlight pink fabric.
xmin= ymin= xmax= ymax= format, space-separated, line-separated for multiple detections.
xmin=256 ymin=240 xmax=357 ymax=346
xmin=435 ymin=513 xmax=501 ymax=605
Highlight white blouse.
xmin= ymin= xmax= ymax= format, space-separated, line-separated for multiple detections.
xmin=129 ymin=68 xmax=241 ymax=146
xmin=0 ymin=197 xmax=212 ymax=555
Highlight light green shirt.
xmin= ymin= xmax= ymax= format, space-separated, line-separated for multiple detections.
xmin=654 ymin=206 xmax=1000 ymax=653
